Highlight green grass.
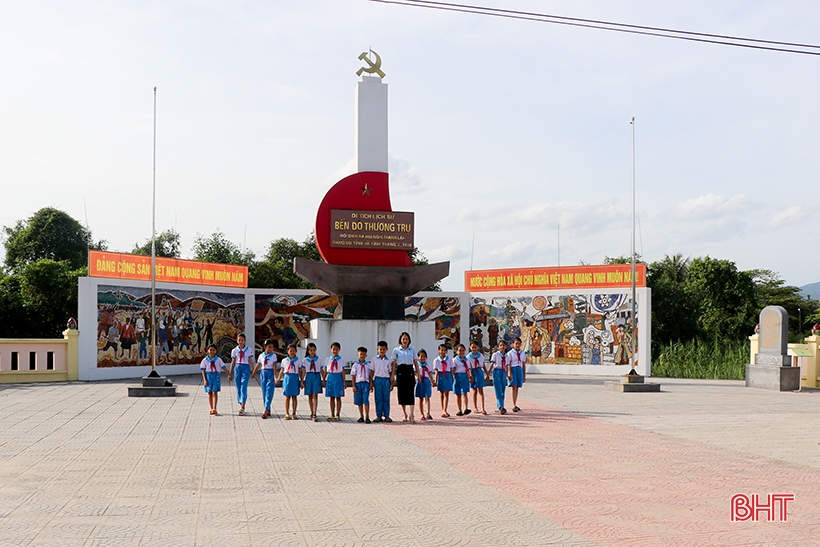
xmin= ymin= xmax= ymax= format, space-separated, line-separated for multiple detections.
xmin=651 ymin=338 xmax=749 ymax=380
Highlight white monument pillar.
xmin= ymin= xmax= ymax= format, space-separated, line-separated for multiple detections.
xmin=354 ymin=75 xmax=388 ymax=173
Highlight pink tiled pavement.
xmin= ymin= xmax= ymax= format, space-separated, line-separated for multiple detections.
xmin=383 ymin=391 xmax=820 ymax=546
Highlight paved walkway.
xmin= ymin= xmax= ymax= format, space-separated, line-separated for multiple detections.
xmin=0 ymin=375 xmax=818 ymax=546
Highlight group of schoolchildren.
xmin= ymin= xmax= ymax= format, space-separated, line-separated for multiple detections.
xmin=200 ymin=331 xmax=527 ymax=422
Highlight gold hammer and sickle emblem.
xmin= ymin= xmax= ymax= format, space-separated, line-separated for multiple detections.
xmin=356 ymin=50 xmax=386 ymax=78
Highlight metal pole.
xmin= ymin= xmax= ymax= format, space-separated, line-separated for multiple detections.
xmin=470 ymin=230 xmax=475 ymax=270
xmin=630 ymin=116 xmax=637 ymax=372
xmin=151 ymin=86 xmax=158 ymax=374
xmin=557 ymin=223 xmax=560 ymax=266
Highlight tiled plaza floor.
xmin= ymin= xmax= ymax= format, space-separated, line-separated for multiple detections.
xmin=0 ymin=375 xmax=818 ymax=546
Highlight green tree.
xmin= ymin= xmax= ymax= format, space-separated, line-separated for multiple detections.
xmin=191 ymin=231 xmax=255 ymax=266
xmin=19 ymin=260 xmax=85 ymax=337
xmin=686 ymin=257 xmax=758 ymax=341
xmin=0 ymin=260 xmax=84 ymax=338
xmin=3 ymin=207 xmax=104 ymax=271
xmin=749 ymin=269 xmax=819 ymax=337
xmin=132 ymin=229 xmax=181 ymax=258
xmin=646 ymin=254 xmax=698 ymax=350
xmin=603 ymin=253 xmax=643 ymax=265
xmin=0 ymin=273 xmax=29 ymax=337
xmin=250 ymin=234 xmax=321 ymax=289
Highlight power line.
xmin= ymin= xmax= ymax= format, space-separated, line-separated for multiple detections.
xmin=368 ymin=0 xmax=820 ymax=56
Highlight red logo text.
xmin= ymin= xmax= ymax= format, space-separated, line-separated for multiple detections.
xmin=731 ymin=494 xmax=794 ymax=522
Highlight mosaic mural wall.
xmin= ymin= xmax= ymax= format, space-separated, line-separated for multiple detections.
xmin=254 ymin=293 xmax=462 ymax=356
xmin=96 ymin=285 xmax=244 ymax=367
xmin=469 ymin=293 xmax=638 ymax=365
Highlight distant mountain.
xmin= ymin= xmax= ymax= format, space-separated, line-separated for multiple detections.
xmin=801 ymin=282 xmax=820 ymax=301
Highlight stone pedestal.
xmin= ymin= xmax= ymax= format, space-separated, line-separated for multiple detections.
xmin=745 ymin=364 xmax=800 ymax=392
xmin=605 ymin=374 xmax=661 ymax=392
xmin=128 ymin=374 xmax=177 ymax=397
xmin=745 ymin=306 xmax=798 ymax=391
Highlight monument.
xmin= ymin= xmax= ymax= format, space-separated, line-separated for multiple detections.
xmin=295 ymin=51 xmax=449 ymax=320
xmin=746 ymin=305 xmax=800 ymax=391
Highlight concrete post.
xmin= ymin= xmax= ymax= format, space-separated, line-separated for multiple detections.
xmin=64 ymin=329 xmax=79 ymax=381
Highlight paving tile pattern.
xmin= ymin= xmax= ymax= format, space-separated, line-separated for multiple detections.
xmin=392 ymin=378 xmax=820 ymax=546
xmin=0 ymin=378 xmax=592 ymax=547
xmin=2 ymin=375 xmax=820 ymax=546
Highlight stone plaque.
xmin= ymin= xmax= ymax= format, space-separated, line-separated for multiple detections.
xmin=758 ymin=305 xmax=788 ymax=356
xmin=330 ymin=209 xmax=414 ymax=251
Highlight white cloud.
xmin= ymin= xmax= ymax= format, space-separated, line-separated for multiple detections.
xmin=768 ymin=206 xmax=809 ymax=228
xmin=389 ymin=152 xmax=425 ymax=195
xmin=674 ymin=193 xmax=754 ymax=220
xmin=424 ymin=244 xmax=469 ymax=263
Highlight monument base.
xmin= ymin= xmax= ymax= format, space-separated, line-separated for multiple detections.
xmin=293 ymin=257 xmax=449 ymax=296
xmin=309 ymin=319 xmax=436 ymax=358
xmin=127 ymin=375 xmax=177 ymax=397
xmin=745 ymin=364 xmax=800 ymax=391
xmin=605 ymin=374 xmax=661 ymax=392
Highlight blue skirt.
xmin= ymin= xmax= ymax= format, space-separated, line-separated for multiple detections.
xmin=470 ymin=369 xmax=487 ymax=389
xmin=453 ymin=372 xmax=471 ymax=395
xmin=436 ymin=372 xmax=453 ymax=392
xmin=282 ymin=373 xmax=301 ymax=397
xmin=304 ymin=371 xmax=322 ymax=395
xmin=508 ymin=366 xmax=524 ymax=387
xmin=204 ymin=371 xmax=221 ymax=393
xmin=325 ymin=372 xmax=345 ymax=398
xmin=415 ymin=377 xmax=432 ymax=398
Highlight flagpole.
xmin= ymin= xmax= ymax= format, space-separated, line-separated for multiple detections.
xmin=151 ymin=86 xmax=158 ymax=376
xmin=629 ymin=116 xmax=637 ymax=373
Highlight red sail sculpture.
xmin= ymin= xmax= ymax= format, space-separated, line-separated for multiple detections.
xmin=314 ymin=171 xmax=413 ymax=267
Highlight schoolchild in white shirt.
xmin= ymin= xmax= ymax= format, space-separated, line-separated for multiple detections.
xmin=468 ymin=340 xmax=489 ymax=415
xmin=323 ymin=342 xmax=345 ymax=421
xmin=251 ymin=338 xmax=278 ymax=419
xmin=433 ymin=344 xmax=453 ymax=418
xmin=351 ymin=346 xmax=373 ymax=423
xmin=507 ymin=337 xmax=527 ymax=412
xmin=415 ymin=349 xmax=433 ymax=421
xmin=452 ymin=343 xmax=473 ymax=417
xmin=303 ymin=342 xmax=323 ymax=422
xmin=490 ymin=340 xmax=509 ymax=414
xmin=371 ymin=341 xmax=395 ymax=423
xmin=278 ymin=344 xmax=304 ymax=420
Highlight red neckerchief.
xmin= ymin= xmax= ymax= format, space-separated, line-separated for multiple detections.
xmin=307 ymin=356 xmax=317 ymax=372
xmin=440 ymin=356 xmax=448 ymax=373
xmin=356 ymin=360 xmax=368 ymax=380
xmin=331 ymin=355 xmax=341 ymax=372
xmin=287 ymin=356 xmax=299 ymax=374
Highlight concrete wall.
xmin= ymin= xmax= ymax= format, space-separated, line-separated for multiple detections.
xmin=0 ymin=330 xmax=78 ymax=383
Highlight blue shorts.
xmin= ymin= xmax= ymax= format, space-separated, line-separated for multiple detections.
xmin=203 ymin=371 xmax=221 ymax=393
xmin=453 ymin=372 xmax=471 ymax=395
xmin=353 ymin=381 xmax=370 ymax=406
xmin=436 ymin=373 xmax=453 ymax=392
xmin=415 ymin=377 xmax=432 ymax=399
xmin=470 ymin=369 xmax=487 ymax=389
xmin=282 ymin=373 xmax=301 ymax=397
xmin=508 ymin=366 xmax=524 ymax=387
xmin=304 ymin=371 xmax=322 ymax=395
xmin=325 ymin=372 xmax=345 ymax=398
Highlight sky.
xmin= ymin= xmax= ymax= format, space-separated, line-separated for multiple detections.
xmin=0 ymin=0 xmax=818 ymax=291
